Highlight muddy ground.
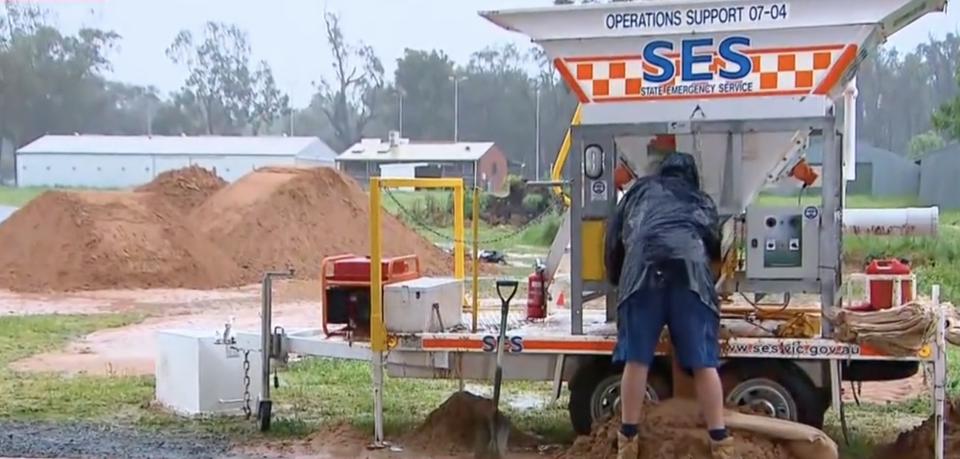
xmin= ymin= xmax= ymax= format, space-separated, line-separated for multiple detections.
xmin=0 ymin=280 xmax=929 ymax=458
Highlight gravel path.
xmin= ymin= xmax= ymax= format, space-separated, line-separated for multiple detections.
xmin=0 ymin=421 xmax=233 ymax=459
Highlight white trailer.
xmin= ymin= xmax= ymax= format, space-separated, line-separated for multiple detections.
xmin=164 ymin=1 xmax=949 ymax=458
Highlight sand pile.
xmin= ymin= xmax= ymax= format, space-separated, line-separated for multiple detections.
xmin=192 ymin=166 xmax=456 ymax=285
xmin=871 ymin=398 xmax=960 ymax=459
xmin=400 ymin=391 xmax=540 ymax=454
xmin=561 ymin=399 xmax=796 ymax=459
xmin=135 ymin=165 xmax=227 ymax=213
xmin=0 ymin=190 xmax=239 ymax=292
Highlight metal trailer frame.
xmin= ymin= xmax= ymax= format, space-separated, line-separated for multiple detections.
xmin=232 ymin=175 xmax=947 ymax=459
xmin=236 ymin=261 xmax=947 ymax=459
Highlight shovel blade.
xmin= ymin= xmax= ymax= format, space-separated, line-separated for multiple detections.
xmin=473 ymin=412 xmax=511 ymax=459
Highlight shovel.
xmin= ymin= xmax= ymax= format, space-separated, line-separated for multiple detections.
xmin=474 ymin=279 xmax=518 ymax=459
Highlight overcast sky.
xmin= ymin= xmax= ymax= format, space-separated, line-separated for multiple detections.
xmin=44 ymin=0 xmax=960 ymax=107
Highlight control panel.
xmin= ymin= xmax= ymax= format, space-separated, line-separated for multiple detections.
xmin=745 ymin=205 xmax=821 ymax=280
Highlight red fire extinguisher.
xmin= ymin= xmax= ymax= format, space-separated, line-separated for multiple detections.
xmin=526 ymin=264 xmax=547 ymax=320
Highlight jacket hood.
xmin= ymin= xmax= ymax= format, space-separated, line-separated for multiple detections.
xmin=656 ymin=152 xmax=701 ymax=189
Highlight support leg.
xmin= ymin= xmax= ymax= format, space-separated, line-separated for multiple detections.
xmin=933 ymin=285 xmax=945 ymax=459
xmin=370 ymin=350 xmax=386 ymax=448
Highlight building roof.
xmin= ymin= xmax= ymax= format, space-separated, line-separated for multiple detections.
xmin=17 ymin=135 xmax=330 ymax=157
xmin=338 ymin=138 xmax=495 ymax=162
xmin=917 ymin=142 xmax=960 ymax=162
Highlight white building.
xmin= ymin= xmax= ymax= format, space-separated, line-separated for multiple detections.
xmin=15 ymin=135 xmax=338 ymax=188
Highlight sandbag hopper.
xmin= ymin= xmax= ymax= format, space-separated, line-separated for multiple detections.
xmin=481 ymin=0 xmax=945 ymax=215
xmin=480 ymin=0 xmax=945 ymax=335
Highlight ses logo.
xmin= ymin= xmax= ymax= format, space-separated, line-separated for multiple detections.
xmin=634 ymin=36 xmax=758 ymax=96
xmin=480 ymin=335 xmax=524 ymax=353
xmin=644 ymin=36 xmax=752 ymax=82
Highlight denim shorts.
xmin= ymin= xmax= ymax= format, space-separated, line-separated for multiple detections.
xmin=612 ymin=285 xmax=720 ymax=370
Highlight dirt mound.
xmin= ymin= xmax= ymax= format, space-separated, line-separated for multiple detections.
xmin=561 ymin=399 xmax=796 ymax=459
xmin=135 ymin=165 xmax=227 ymax=213
xmin=871 ymin=398 xmax=960 ymax=459
xmin=234 ymin=421 xmax=372 ymax=457
xmin=192 ymin=166 xmax=458 ymax=286
xmin=400 ymin=391 xmax=540 ymax=454
xmin=0 ymin=190 xmax=239 ymax=292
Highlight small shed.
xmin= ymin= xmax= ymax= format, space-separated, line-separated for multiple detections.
xmin=16 ymin=135 xmax=338 ymax=188
xmin=337 ymin=132 xmax=509 ymax=191
xmin=918 ymin=143 xmax=960 ymax=209
xmin=767 ymin=140 xmax=919 ymax=197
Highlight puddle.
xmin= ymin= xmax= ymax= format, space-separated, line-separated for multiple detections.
xmin=0 ymin=296 xmax=113 ymax=315
xmin=462 ymin=383 xmax=549 ymax=411
xmin=74 ymin=288 xmax=254 ymax=303
xmin=9 ymin=299 xmax=319 ymax=376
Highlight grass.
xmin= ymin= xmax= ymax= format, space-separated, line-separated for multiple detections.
xmin=0 ymin=314 xmax=155 ymax=420
xmin=0 ymin=188 xmax=955 ymax=456
xmin=0 ymin=186 xmax=54 ymax=206
xmin=0 ymin=308 xmax=952 ymax=457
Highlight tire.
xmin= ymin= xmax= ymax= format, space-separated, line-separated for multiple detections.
xmin=721 ymin=359 xmax=827 ymax=428
xmin=567 ymin=359 xmax=672 ymax=435
xmin=256 ymin=400 xmax=273 ymax=432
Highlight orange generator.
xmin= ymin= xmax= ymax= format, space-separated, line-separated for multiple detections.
xmin=320 ymin=254 xmax=421 ymax=336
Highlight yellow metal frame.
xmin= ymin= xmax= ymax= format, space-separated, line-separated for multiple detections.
xmin=369 ymin=177 xmax=476 ymax=352
xmin=550 ymin=103 xmax=582 ymax=206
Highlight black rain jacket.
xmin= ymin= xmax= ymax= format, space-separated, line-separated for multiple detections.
xmin=603 ymin=152 xmax=722 ymax=313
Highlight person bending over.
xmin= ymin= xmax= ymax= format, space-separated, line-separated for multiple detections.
xmin=604 ymin=151 xmax=734 ymax=459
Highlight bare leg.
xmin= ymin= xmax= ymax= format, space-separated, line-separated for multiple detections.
xmin=692 ymin=367 xmax=725 ymax=430
xmin=620 ymin=361 xmax=650 ymax=425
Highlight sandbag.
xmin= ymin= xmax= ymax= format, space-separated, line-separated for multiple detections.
xmin=828 ymin=301 xmax=936 ymax=356
xmin=725 ymin=411 xmax=839 ymax=459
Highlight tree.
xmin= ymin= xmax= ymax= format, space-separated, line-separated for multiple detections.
xmin=391 ymin=49 xmax=455 ymax=140
xmin=316 ymin=11 xmax=385 ymax=151
xmin=907 ymin=131 xmax=946 ymax=159
xmin=166 ymin=21 xmax=289 ymax=135
xmin=0 ymin=2 xmax=121 ymax=145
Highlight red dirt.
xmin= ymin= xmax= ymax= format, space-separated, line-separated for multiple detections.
xmin=0 ymin=190 xmax=240 ymax=293
xmin=191 ymin=166 xmax=458 ymax=285
xmin=134 ymin=165 xmax=227 ymax=213
xmin=400 ymin=391 xmax=540 ymax=454
xmin=871 ymin=398 xmax=960 ymax=459
xmin=560 ymin=399 xmax=796 ymax=459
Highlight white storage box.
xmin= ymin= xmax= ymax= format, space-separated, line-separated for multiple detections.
xmin=155 ymin=329 xmax=263 ymax=416
xmin=384 ymin=277 xmax=464 ymax=333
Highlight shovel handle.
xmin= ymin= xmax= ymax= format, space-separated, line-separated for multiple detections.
xmin=496 ymin=279 xmax=519 ymax=305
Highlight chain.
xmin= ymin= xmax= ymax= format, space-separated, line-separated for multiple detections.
xmin=384 ymin=187 xmax=562 ymax=246
xmin=241 ymin=350 xmax=252 ymax=419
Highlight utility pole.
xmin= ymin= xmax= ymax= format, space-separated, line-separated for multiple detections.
xmin=449 ymin=75 xmax=468 ymax=142
xmin=535 ymin=84 xmax=542 ymax=179
xmin=397 ymin=88 xmax=405 ymax=136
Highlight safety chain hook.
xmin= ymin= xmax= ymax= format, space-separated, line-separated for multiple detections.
xmin=241 ymin=350 xmax=252 ymax=419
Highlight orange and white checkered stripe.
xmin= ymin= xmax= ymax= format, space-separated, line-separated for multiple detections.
xmin=554 ymin=44 xmax=858 ymax=103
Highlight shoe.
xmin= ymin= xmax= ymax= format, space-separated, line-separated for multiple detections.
xmin=617 ymin=432 xmax=639 ymax=459
xmin=710 ymin=436 xmax=737 ymax=459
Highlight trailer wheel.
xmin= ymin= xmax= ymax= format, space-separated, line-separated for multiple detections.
xmin=722 ymin=360 xmax=826 ymax=428
xmin=568 ymin=361 xmax=671 ymax=435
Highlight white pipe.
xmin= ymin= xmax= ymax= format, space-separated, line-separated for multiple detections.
xmin=843 ymin=207 xmax=939 ymax=236
xmin=843 ymin=78 xmax=858 ymax=182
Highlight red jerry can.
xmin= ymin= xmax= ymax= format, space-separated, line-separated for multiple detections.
xmin=865 ymin=258 xmax=912 ymax=310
